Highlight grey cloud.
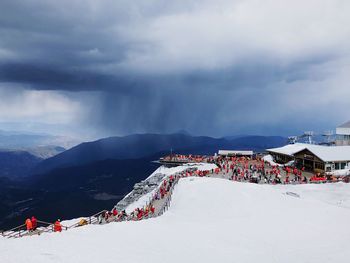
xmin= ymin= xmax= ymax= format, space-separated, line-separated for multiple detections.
xmin=0 ymin=0 xmax=349 ymax=137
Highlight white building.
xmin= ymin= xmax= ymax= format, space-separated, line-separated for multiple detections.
xmin=336 ymin=121 xmax=350 ymax=146
xmin=267 ymin=143 xmax=350 ymax=172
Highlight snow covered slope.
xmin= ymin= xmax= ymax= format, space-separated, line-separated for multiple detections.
xmin=1 ymin=178 xmax=350 ymax=263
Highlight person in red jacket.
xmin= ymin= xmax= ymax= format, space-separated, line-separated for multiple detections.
xmin=54 ymin=219 xmax=62 ymax=232
xmin=137 ymin=209 xmax=143 ymax=220
xmin=112 ymin=208 xmax=118 ymax=217
xmin=285 ymin=176 xmax=289 ymax=184
xmin=25 ymin=218 xmax=33 ymax=232
xmin=31 ymin=216 xmax=37 ymax=231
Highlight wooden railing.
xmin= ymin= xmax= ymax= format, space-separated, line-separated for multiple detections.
xmin=1 ymin=220 xmax=70 ymax=239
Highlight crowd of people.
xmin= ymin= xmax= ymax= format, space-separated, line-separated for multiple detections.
xmin=216 ymin=155 xmax=347 ymax=184
xmin=215 ymin=156 xmax=311 ymax=184
xmin=97 ymin=209 xmax=128 ymax=224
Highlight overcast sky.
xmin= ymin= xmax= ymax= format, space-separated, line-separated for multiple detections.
xmin=0 ymin=0 xmax=350 ymax=139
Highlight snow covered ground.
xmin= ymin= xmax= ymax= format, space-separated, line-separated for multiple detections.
xmin=326 ymin=168 xmax=350 ymax=176
xmin=1 ymin=178 xmax=350 ymax=263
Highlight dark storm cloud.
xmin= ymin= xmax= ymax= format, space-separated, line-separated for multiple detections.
xmin=0 ymin=0 xmax=349 ymax=136
xmin=0 ymin=0 xmax=327 ymax=90
xmin=0 ymin=62 xmax=131 ymax=92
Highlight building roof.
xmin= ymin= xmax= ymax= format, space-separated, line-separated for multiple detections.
xmin=295 ymin=145 xmax=350 ymax=162
xmin=268 ymin=143 xmax=350 ymax=162
xmin=266 ymin=143 xmax=309 ymax=156
xmin=338 ymin=121 xmax=350 ymax=128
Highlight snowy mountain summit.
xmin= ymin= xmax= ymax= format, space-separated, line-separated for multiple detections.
xmin=1 ymin=164 xmax=350 ymax=263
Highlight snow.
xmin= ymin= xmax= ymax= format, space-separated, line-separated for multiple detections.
xmin=262 ymin=154 xmax=283 ymax=166
xmin=326 ymin=168 xmax=350 ymax=177
xmin=284 ymin=159 xmax=295 ymax=166
xmin=60 ymin=218 xmax=84 ymax=227
xmin=125 ymin=162 xmax=218 ymax=213
xmin=274 ymin=182 xmax=350 ymax=209
xmin=304 ymin=145 xmax=350 ymax=162
xmin=2 ymin=177 xmax=350 ymax=262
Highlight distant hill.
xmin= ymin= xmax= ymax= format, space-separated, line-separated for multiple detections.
xmin=0 ymin=130 xmax=79 ymax=149
xmin=0 ymin=130 xmax=71 ymax=179
xmin=0 ymin=150 xmax=43 ymax=179
xmin=26 ymin=145 xmax=66 ymax=159
xmin=33 ymin=133 xmax=287 ymax=175
xmin=0 ymin=134 xmax=49 ymax=148
xmin=0 ymin=146 xmax=65 ymax=180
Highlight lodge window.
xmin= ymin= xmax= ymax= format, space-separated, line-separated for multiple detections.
xmin=315 ymin=162 xmax=324 ymax=170
xmin=341 ymin=162 xmax=346 ymax=169
xmin=338 ymin=135 xmax=350 ymax=140
xmin=335 ymin=163 xmax=340 ymax=170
